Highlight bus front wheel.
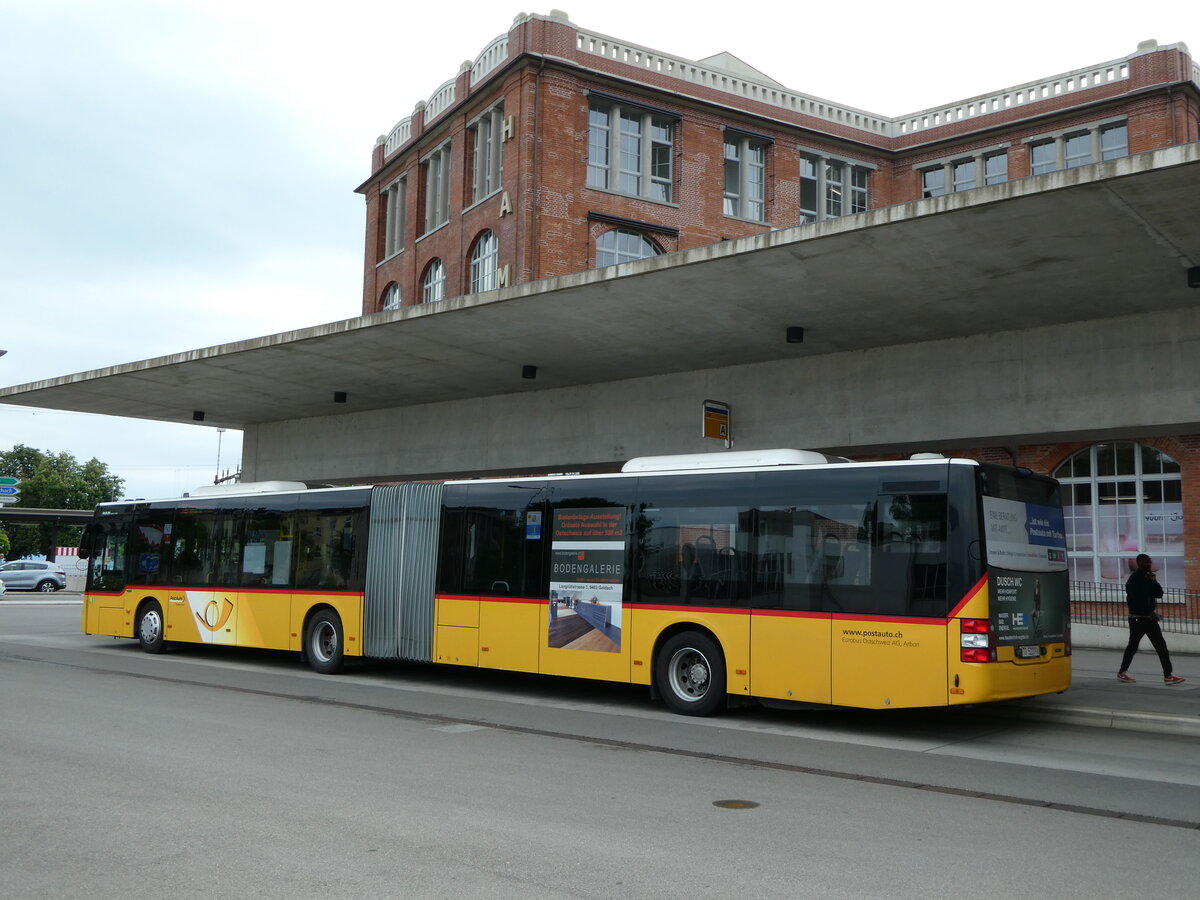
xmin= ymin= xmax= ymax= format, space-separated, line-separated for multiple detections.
xmin=136 ymin=601 xmax=166 ymax=654
xmin=305 ymin=609 xmax=344 ymax=674
xmin=655 ymin=631 xmax=726 ymax=716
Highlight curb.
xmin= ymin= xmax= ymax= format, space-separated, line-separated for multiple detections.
xmin=1002 ymin=702 xmax=1200 ymax=738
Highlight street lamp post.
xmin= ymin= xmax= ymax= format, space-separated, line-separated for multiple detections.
xmin=215 ymin=428 xmax=226 ymax=484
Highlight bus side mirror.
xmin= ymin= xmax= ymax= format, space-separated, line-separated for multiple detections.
xmin=78 ymin=524 xmax=94 ymax=560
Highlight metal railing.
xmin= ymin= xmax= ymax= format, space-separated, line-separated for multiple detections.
xmin=1070 ymin=580 xmax=1200 ymax=635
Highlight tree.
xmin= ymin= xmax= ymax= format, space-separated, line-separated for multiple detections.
xmin=0 ymin=444 xmax=124 ymax=560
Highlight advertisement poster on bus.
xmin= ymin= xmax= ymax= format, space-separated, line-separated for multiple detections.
xmin=983 ymin=496 xmax=1069 ymax=645
xmin=547 ymin=507 xmax=624 ymax=653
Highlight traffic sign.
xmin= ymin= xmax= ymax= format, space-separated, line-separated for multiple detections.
xmin=0 ymin=477 xmax=18 ymax=486
xmin=0 ymin=486 xmax=18 ymax=496
xmin=0 ymin=495 xmax=18 ymax=504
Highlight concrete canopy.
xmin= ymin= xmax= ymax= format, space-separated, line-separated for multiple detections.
xmin=2 ymin=145 xmax=1198 ymax=432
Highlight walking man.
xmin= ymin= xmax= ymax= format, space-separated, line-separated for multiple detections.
xmin=1117 ymin=554 xmax=1185 ymax=685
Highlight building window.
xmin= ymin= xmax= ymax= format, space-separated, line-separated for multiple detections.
xmin=381 ymin=283 xmax=401 ymax=311
xmin=595 ymin=228 xmax=661 ymax=268
xmin=1030 ymin=140 xmax=1056 ymax=176
xmin=1064 ymin=132 xmax=1092 ymax=169
xmin=422 ymin=143 xmax=452 ymax=234
xmin=849 ymin=167 xmax=867 ymax=213
xmin=470 ymin=230 xmax=499 ymax=293
xmin=1100 ymin=123 xmax=1128 ymax=160
xmin=984 ymin=152 xmax=1008 ymax=186
xmin=587 ymin=99 xmax=674 ymax=203
xmin=382 ymin=178 xmax=406 ymax=259
xmin=824 ymin=161 xmax=844 ymax=217
xmin=470 ymin=105 xmax=504 ymax=204
xmin=922 ymin=167 xmax=946 ymax=198
xmin=1053 ymin=442 xmax=1185 ymax=589
xmin=952 ymin=160 xmax=976 ymax=192
xmin=422 ymin=259 xmax=445 ymax=303
xmin=1027 ymin=119 xmax=1127 ymax=176
xmin=723 ymin=135 xmax=767 ymax=221
xmin=800 ymin=153 xmax=870 ymax=223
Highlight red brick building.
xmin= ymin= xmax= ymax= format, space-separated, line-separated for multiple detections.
xmin=359 ymin=13 xmax=1197 ymax=312
xmin=355 ymin=13 xmax=1200 ymax=591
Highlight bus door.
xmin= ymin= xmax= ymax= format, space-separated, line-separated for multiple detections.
xmin=234 ymin=509 xmax=294 ymax=651
xmin=748 ymin=505 xmax=832 ymax=704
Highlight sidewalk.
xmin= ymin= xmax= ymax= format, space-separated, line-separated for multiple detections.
xmin=1005 ymin=646 xmax=1200 ymax=737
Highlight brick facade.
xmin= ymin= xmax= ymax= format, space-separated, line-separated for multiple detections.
xmin=359 ymin=17 xmax=1197 ymax=313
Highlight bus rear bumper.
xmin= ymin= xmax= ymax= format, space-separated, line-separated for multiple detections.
xmin=949 ymin=655 xmax=1071 ymax=705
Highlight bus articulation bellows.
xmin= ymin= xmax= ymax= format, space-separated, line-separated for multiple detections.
xmin=80 ymin=452 xmax=1071 ymax=715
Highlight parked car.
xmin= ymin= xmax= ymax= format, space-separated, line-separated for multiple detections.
xmin=0 ymin=560 xmax=67 ymax=592
xmin=0 ymin=578 xmax=5 ymax=595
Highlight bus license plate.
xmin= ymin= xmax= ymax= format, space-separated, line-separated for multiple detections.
xmin=1016 ymin=645 xmax=1041 ymax=659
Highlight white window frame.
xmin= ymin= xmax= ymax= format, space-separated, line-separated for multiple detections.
xmin=422 ymin=142 xmax=452 ymax=234
xmin=422 ymin=259 xmax=445 ymax=303
xmin=470 ymin=231 xmax=499 ymax=293
xmin=951 ymin=159 xmax=976 ymax=192
xmin=1023 ymin=116 xmax=1128 ymax=176
xmin=916 ymin=143 xmax=1010 ymax=196
xmin=1100 ymin=122 xmax=1128 ymax=160
xmin=799 ymin=149 xmax=872 ymax=223
xmin=470 ymin=105 xmax=504 ymax=204
xmin=382 ymin=177 xmax=406 ymax=260
xmin=723 ymin=133 xmax=767 ymax=222
xmin=1054 ymin=442 xmax=1185 ymax=589
xmin=595 ymin=228 xmax=661 ymax=268
xmin=587 ymin=97 xmax=675 ymax=203
xmin=381 ymin=283 xmax=401 ymax=311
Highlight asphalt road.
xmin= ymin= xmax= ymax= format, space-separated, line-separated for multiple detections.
xmin=2 ymin=602 xmax=1198 ymax=899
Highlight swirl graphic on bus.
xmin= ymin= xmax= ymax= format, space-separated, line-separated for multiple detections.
xmin=196 ymin=597 xmax=235 ymax=632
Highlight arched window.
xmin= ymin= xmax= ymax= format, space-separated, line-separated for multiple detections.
xmin=595 ymin=229 xmax=661 ymax=268
xmin=470 ymin=230 xmax=499 ymax=293
xmin=422 ymin=259 xmax=445 ymax=304
xmin=1053 ymin=442 xmax=1184 ymax=588
xmin=381 ymin=282 xmax=401 ymax=311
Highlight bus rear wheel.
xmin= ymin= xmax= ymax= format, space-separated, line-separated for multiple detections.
xmin=136 ymin=601 xmax=166 ymax=654
xmin=655 ymin=631 xmax=726 ymax=716
xmin=305 ymin=609 xmax=344 ymax=674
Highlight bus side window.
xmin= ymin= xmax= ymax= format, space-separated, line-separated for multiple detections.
xmin=130 ymin=512 xmax=170 ymax=586
xmin=295 ymin=509 xmax=362 ymax=591
xmin=871 ymin=494 xmax=949 ymax=616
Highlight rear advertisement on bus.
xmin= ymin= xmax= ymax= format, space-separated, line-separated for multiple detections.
xmin=983 ymin=496 xmax=1069 ymax=647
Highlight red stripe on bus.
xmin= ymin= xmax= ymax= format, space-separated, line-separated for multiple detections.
xmin=948 ymin=575 xmax=989 ymax=618
xmin=92 ymin=585 xmax=363 ymax=598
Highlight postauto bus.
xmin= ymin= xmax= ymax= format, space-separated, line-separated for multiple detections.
xmin=80 ymin=450 xmax=1070 ymax=715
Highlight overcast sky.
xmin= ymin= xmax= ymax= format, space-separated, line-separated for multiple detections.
xmin=2 ymin=0 xmax=1197 ymax=500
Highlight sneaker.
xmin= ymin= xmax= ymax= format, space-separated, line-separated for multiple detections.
xmin=1164 ymin=675 xmax=1186 ymax=685
xmin=1117 ymin=672 xmax=1135 ymax=683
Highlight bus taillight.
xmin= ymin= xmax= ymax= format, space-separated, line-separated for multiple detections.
xmin=960 ymin=618 xmax=995 ymax=663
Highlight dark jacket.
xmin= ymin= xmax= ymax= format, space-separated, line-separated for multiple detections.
xmin=1124 ymin=568 xmax=1163 ymax=617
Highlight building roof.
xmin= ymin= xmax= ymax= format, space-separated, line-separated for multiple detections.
xmin=2 ymin=144 xmax=1197 ymax=430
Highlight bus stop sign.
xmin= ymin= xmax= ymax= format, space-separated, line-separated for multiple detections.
xmin=702 ymin=400 xmax=731 ymax=445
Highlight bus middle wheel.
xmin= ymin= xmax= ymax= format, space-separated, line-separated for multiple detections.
xmin=655 ymin=631 xmax=726 ymax=716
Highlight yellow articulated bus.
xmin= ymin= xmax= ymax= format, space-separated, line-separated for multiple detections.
xmin=80 ymin=451 xmax=1070 ymax=715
